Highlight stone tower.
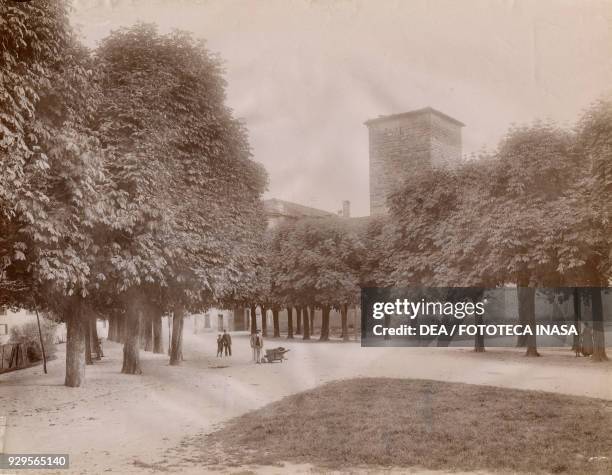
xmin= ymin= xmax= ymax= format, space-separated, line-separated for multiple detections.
xmin=365 ymin=107 xmax=464 ymax=215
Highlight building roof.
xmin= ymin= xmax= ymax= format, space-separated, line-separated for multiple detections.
xmin=364 ymin=106 xmax=465 ymax=128
xmin=264 ymin=198 xmax=335 ymax=219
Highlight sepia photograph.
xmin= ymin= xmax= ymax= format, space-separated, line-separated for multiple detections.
xmin=1 ymin=0 xmax=611 ymax=474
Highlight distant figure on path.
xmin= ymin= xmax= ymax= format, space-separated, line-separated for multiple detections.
xmin=222 ymin=329 xmax=232 ymax=356
xmin=250 ymin=330 xmax=264 ymax=363
xmin=216 ymin=334 xmax=223 ymax=357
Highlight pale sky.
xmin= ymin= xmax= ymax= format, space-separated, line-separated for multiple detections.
xmin=71 ymin=0 xmax=612 ymax=216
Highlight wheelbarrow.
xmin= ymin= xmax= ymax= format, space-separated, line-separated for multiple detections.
xmin=262 ymin=347 xmax=290 ymax=363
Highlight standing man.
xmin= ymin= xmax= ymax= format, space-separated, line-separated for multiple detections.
xmin=222 ymin=329 xmax=232 ymax=357
xmin=216 ymin=334 xmax=223 ymax=357
xmin=250 ymin=329 xmax=264 ymax=363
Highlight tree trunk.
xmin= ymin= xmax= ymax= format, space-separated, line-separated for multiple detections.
xmin=120 ymin=312 xmax=128 ymax=344
xmin=91 ymin=316 xmax=101 ymax=360
xmin=295 ymin=306 xmax=302 ymax=335
xmin=144 ymin=309 xmax=153 ymax=352
xmin=107 ymin=314 xmax=117 ymax=342
xmin=341 ymin=304 xmax=349 ymax=342
xmin=590 ymin=287 xmax=608 ymax=361
xmin=302 ymin=306 xmax=310 ymax=340
xmin=261 ymin=305 xmax=268 ymax=337
xmin=474 ymin=312 xmax=485 ymax=352
xmin=383 ymin=313 xmax=391 ymax=341
xmin=516 ymin=285 xmax=528 ymax=348
xmin=273 ymin=308 xmax=280 ymax=337
xmin=139 ymin=313 xmax=146 ymax=350
xmin=287 ymin=307 xmax=294 ymax=339
xmin=309 ymin=305 xmax=315 ymax=333
xmin=65 ymin=299 xmax=86 ymax=387
xmin=152 ymin=308 xmax=164 ymax=354
xmin=139 ymin=310 xmax=150 ymax=350
xmin=571 ymin=288 xmax=582 ymax=353
xmin=250 ymin=305 xmax=258 ymax=334
xmin=111 ymin=313 xmax=121 ymax=342
xmin=84 ymin=310 xmax=93 ymax=366
xmin=169 ymin=304 xmax=185 ymax=366
xmin=121 ymin=299 xmax=142 ymax=375
xmin=518 ymin=286 xmax=539 ymax=357
xmin=167 ymin=313 xmax=172 ymax=356
xmin=320 ymin=305 xmax=330 ymax=341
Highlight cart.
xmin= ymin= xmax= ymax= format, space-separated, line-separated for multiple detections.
xmin=262 ymin=347 xmax=289 ymax=363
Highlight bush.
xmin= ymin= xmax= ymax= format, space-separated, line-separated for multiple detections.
xmin=9 ymin=319 xmax=58 ymax=361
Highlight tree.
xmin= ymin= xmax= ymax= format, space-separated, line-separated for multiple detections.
xmin=481 ymin=123 xmax=584 ymax=356
xmin=270 ymin=217 xmax=363 ymax=341
xmin=95 ymin=24 xmax=267 ymax=368
xmin=384 ymin=123 xmax=593 ymax=356
xmin=457 ymin=120 xmax=606 ymax=358
xmin=570 ymin=97 xmax=612 ymax=361
xmin=385 ymin=167 xmax=464 ymax=288
xmin=380 ymin=160 xmax=485 ymax=348
xmin=221 ymin=234 xmax=273 ymax=335
xmin=0 ymin=0 xmax=72 ymax=214
xmin=0 ymin=0 xmax=120 ymax=386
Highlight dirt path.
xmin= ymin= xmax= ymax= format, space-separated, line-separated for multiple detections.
xmin=0 ymin=327 xmax=610 ymax=474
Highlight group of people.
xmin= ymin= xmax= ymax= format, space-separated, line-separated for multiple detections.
xmin=216 ymin=329 xmax=232 ymax=357
xmin=215 ymin=329 xmax=265 ymax=364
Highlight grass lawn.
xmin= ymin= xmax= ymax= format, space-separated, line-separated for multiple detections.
xmin=174 ymin=378 xmax=612 ymax=474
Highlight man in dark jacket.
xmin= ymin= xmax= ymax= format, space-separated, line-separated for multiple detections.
xmin=222 ymin=330 xmax=232 ymax=357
